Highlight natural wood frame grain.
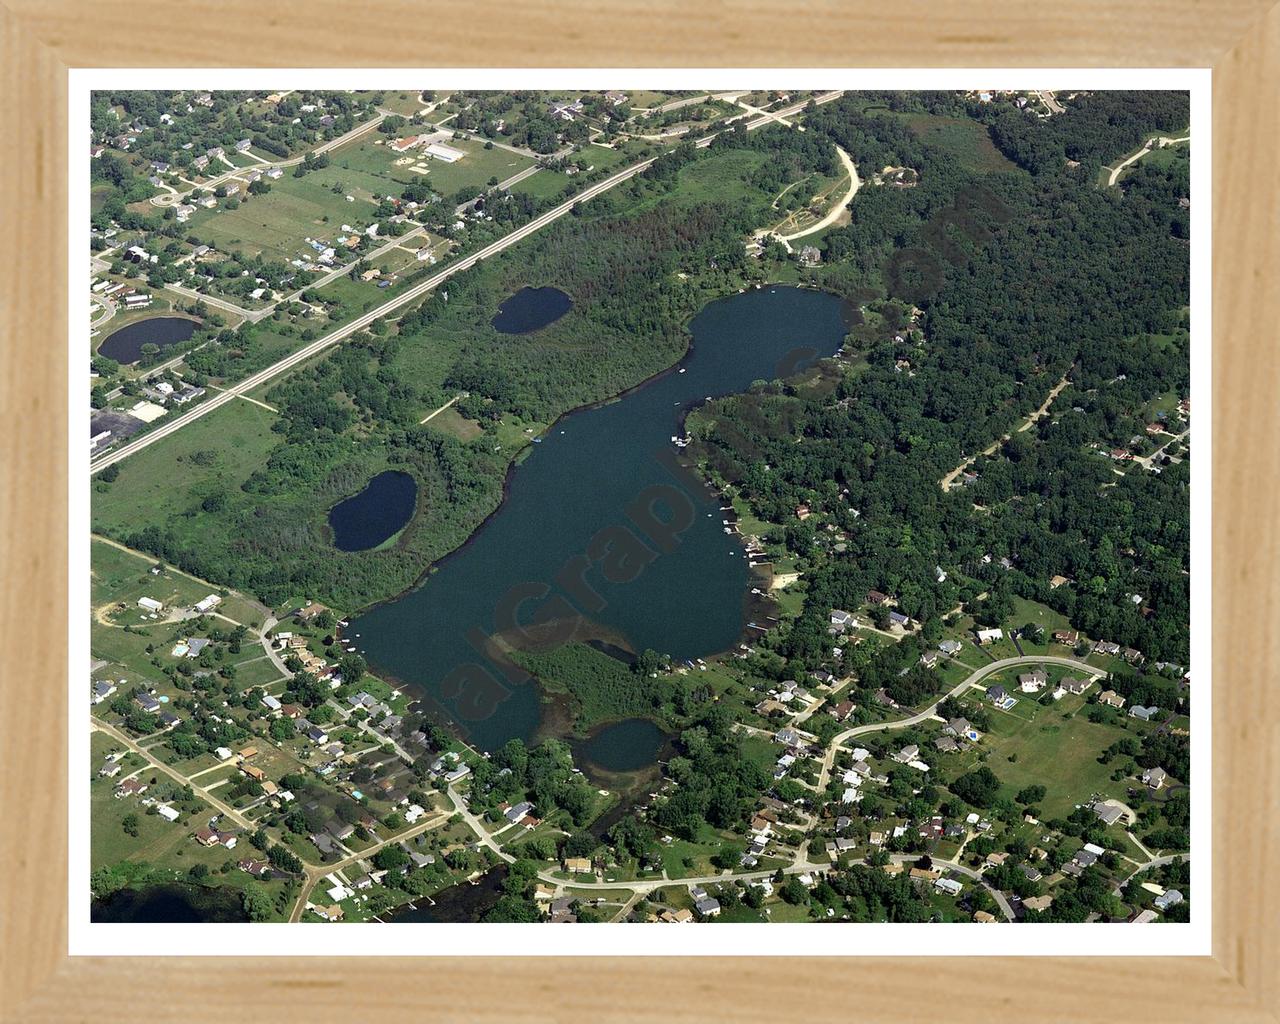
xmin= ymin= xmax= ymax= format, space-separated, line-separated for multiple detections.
xmin=2 ymin=3 xmax=1276 ymax=1020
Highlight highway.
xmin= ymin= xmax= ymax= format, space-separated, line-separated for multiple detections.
xmin=91 ymin=91 xmax=843 ymax=476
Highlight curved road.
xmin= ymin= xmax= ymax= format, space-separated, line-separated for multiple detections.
xmin=1106 ymin=134 xmax=1190 ymax=187
xmin=778 ymin=145 xmax=860 ymax=243
xmin=817 ymin=654 xmax=1103 ymax=789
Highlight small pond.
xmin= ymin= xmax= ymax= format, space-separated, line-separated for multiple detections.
xmin=97 ymin=316 xmax=199 ymax=364
xmin=328 ymin=470 xmax=418 ymax=552
xmin=91 ymin=883 xmax=248 ymax=923
xmin=574 ymin=718 xmax=670 ymax=774
xmin=490 ymin=286 xmax=573 ymax=334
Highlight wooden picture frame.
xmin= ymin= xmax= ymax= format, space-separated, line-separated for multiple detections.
xmin=1 ymin=3 xmax=1275 ymax=1020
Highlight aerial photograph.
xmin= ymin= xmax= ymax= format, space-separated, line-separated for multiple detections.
xmin=86 ymin=86 xmax=1192 ymax=927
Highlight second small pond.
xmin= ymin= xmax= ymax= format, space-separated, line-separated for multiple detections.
xmin=490 ymin=286 xmax=573 ymax=335
xmin=328 ymin=470 xmax=418 ymax=552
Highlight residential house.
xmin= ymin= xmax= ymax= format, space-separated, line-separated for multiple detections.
xmin=1142 ymin=767 xmax=1168 ymax=790
xmin=1018 ymin=669 xmax=1048 ymax=693
xmin=1093 ymin=801 xmax=1128 ymax=826
xmin=934 ymin=877 xmax=963 ymax=897
xmin=1097 ymin=690 xmax=1126 ymax=709
xmin=504 ymin=801 xmax=535 ymax=825
xmin=694 ymin=897 xmax=721 ymax=918
xmin=976 ymin=627 xmax=1004 ymax=644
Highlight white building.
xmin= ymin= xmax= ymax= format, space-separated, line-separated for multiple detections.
xmin=425 ymin=142 xmax=466 ymax=163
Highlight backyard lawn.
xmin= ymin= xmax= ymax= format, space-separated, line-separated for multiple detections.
xmin=953 ymin=697 xmax=1138 ymax=819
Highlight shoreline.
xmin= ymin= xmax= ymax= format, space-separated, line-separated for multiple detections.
xmin=341 ymin=284 xmax=853 ymax=753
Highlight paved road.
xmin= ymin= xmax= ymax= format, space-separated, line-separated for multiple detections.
xmin=1132 ymin=427 xmax=1190 ymax=469
xmin=91 ymin=91 xmax=844 ymax=476
xmin=886 ymin=854 xmax=1016 ymax=921
xmin=817 ymin=654 xmax=1104 ymax=788
xmin=288 ymin=809 xmax=452 ymax=921
xmin=89 ymin=158 xmax=656 ymax=475
xmin=151 ymin=113 xmax=389 ymax=208
xmin=1119 ymin=852 xmax=1190 ymax=884
xmin=165 ymin=283 xmax=271 ymax=323
xmin=90 ymin=717 xmax=256 ymax=832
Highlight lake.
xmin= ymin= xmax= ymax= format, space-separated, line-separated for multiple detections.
xmin=573 ymin=718 xmax=670 ymax=773
xmin=490 ymin=286 xmax=573 ymax=334
xmin=97 ymin=316 xmax=199 ymax=364
xmin=352 ymin=286 xmax=851 ymax=753
xmin=329 ymin=470 xmax=418 ymax=552
xmin=91 ymin=882 xmax=248 ymax=923
xmin=387 ymin=866 xmax=507 ymax=923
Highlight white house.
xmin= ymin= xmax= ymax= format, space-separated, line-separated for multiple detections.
xmin=194 ymin=594 xmax=222 ymax=614
xmin=137 ymin=597 xmax=164 ymax=612
xmin=976 ymin=627 xmax=1004 ymax=644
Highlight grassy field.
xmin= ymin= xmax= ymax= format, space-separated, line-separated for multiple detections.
xmin=329 ymin=134 xmax=535 ymax=198
xmin=952 ymin=697 xmax=1138 ymax=819
xmin=379 ymin=91 xmax=430 ymax=116
xmin=900 ymin=113 xmax=1022 ymax=175
xmin=511 ymin=169 xmax=574 ymax=201
xmin=184 ymin=174 xmax=376 ymax=262
xmin=91 ymin=400 xmax=281 ymax=539
xmin=423 ymin=405 xmax=484 ymax=442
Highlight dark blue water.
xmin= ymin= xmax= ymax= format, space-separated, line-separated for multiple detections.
xmin=490 ymin=286 xmax=573 ymax=334
xmin=575 ymin=718 xmax=670 ymax=773
xmin=353 ymin=286 xmax=850 ymax=752
xmin=97 ymin=316 xmax=199 ymax=364
xmin=91 ymin=883 xmax=248 ymax=922
xmin=328 ymin=470 xmax=418 ymax=552
xmin=387 ymin=866 xmax=507 ymax=922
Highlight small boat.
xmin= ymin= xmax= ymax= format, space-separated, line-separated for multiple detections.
xmin=532 ymin=437 xmax=542 ymax=443
xmin=678 ymin=367 xmax=686 ymax=374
